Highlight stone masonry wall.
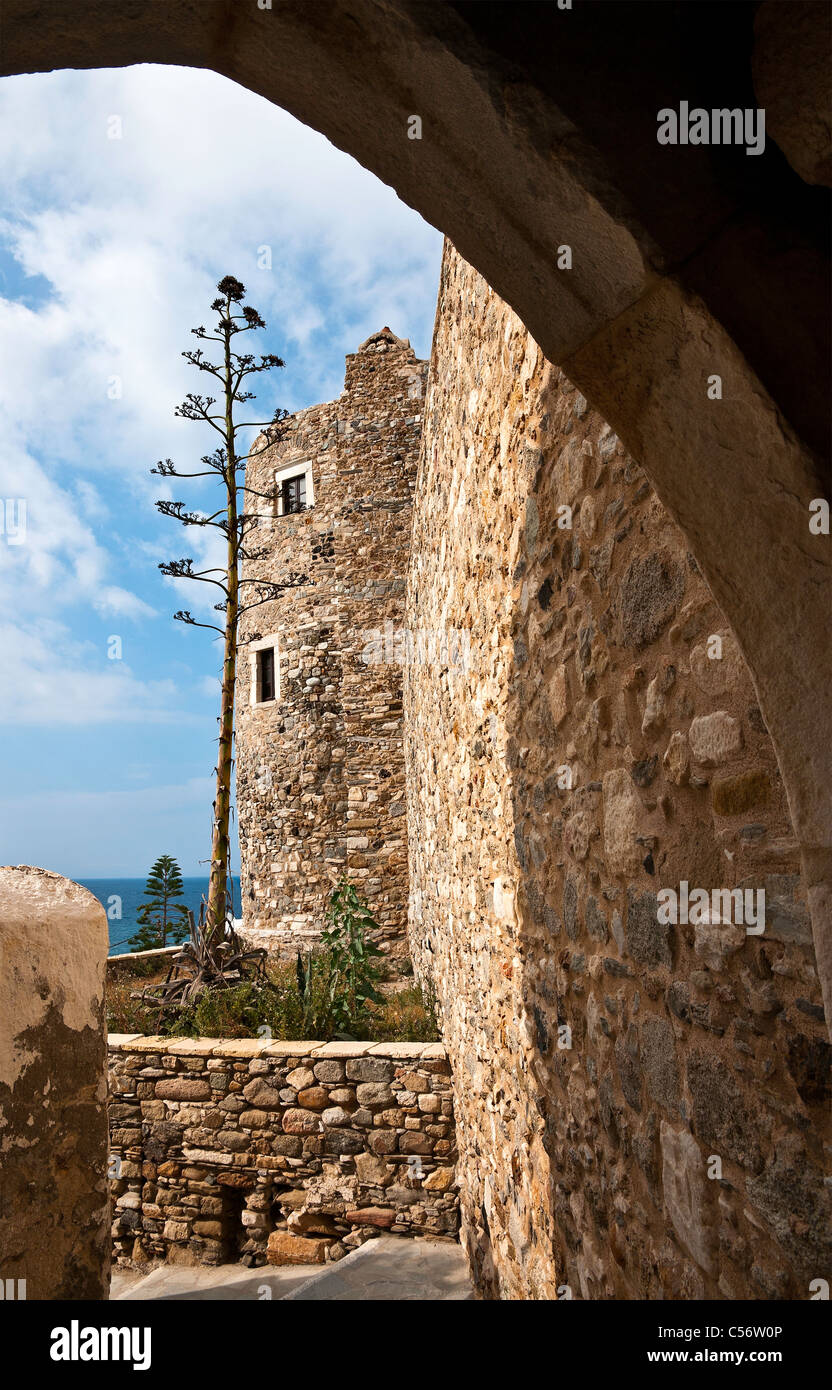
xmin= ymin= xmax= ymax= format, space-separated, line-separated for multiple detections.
xmin=405 ymin=242 xmax=831 ymax=1300
xmin=236 ymin=328 xmax=427 ymax=966
xmin=108 ymin=1036 xmax=457 ymax=1269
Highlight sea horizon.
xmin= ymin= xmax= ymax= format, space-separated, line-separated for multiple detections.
xmin=78 ymin=876 xmax=242 ymax=955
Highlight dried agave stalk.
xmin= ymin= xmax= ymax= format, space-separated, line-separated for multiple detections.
xmin=133 ymin=889 xmax=270 ymax=1030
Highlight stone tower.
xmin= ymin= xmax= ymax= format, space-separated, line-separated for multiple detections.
xmin=236 ymin=327 xmax=427 ymax=968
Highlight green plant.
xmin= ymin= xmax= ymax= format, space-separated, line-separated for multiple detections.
xmin=366 ymin=983 xmax=440 ymax=1043
xmin=129 ymin=855 xmax=190 ymax=951
xmin=320 ymin=877 xmax=385 ymax=1036
xmin=106 ymin=978 xmax=159 ymax=1034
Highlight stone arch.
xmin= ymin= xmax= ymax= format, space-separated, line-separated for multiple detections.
xmin=2 ymin=0 xmax=829 ymax=1024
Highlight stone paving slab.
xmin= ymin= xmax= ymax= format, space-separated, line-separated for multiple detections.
xmin=307 ymin=1040 xmax=378 ymax=1057
xmin=165 ymin=1038 xmax=217 ymax=1056
xmin=282 ymin=1237 xmax=474 ymax=1301
xmin=367 ymin=1041 xmax=431 ymax=1058
xmin=112 ymin=1035 xmax=170 ymax=1052
xmin=260 ymin=1040 xmax=322 ymax=1058
xmin=109 ymin=1268 xmax=146 ymax=1298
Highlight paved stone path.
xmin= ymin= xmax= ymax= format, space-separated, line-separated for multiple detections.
xmin=110 ymin=1236 xmax=474 ymax=1301
xmin=283 ymin=1236 xmax=474 ymax=1300
xmin=110 ymin=1262 xmax=318 ymax=1301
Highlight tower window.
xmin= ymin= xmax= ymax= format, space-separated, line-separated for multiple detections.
xmin=281 ymin=473 xmax=306 ymax=514
xmin=256 ymin=647 xmax=276 ymax=703
xmin=249 ymin=634 xmax=280 ymax=707
xmin=274 ymin=461 xmax=314 ymax=516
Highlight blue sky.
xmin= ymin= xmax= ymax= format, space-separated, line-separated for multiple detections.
xmin=0 ymin=64 xmax=442 ymax=877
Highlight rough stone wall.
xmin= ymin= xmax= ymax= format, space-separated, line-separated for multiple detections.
xmin=236 ymin=329 xmax=427 ymax=965
xmin=406 ymin=243 xmax=831 ymax=1300
xmin=108 ymin=1036 xmax=457 ymax=1269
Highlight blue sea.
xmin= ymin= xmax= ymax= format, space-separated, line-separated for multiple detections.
xmin=78 ymin=877 xmax=242 ymax=955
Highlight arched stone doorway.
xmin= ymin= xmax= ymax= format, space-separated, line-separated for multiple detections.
xmin=2 ymin=0 xmax=829 ymax=1027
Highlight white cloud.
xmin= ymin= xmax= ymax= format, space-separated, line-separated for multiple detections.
xmin=95 ymin=586 xmax=156 ymax=620
xmin=0 ymin=620 xmax=189 ymax=725
xmin=0 ymin=63 xmax=440 ymax=469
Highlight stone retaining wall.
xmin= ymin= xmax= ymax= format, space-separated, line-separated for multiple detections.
xmin=108 ymin=1036 xmax=458 ymax=1269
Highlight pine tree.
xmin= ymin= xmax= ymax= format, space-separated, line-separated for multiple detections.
xmin=129 ymin=855 xmax=190 ymax=951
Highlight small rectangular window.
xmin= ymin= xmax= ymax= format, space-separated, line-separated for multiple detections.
xmin=281 ymin=473 xmax=306 ymax=514
xmin=257 ymin=647 xmax=275 ymax=703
